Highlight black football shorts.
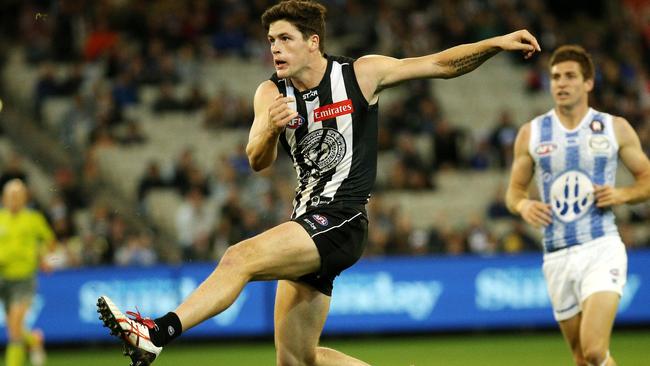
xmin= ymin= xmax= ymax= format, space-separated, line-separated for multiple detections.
xmin=293 ymin=205 xmax=368 ymax=296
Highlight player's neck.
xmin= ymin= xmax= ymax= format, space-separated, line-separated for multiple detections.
xmin=290 ymin=54 xmax=327 ymax=91
xmin=554 ymin=103 xmax=589 ymax=130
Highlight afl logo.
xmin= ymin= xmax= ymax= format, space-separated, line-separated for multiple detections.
xmin=590 ymin=120 xmax=604 ymax=132
xmin=288 ymin=115 xmax=305 ymax=129
xmin=535 ymin=142 xmax=557 ymax=156
xmin=312 ymin=214 xmax=329 ymax=226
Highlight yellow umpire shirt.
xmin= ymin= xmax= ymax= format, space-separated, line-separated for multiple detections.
xmin=0 ymin=208 xmax=54 ymax=280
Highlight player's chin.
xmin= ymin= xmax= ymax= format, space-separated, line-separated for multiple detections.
xmin=276 ymin=68 xmax=290 ymax=78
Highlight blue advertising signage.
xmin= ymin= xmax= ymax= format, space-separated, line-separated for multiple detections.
xmin=0 ymin=264 xmax=271 ymax=343
xmin=325 ymin=251 xmax=649 ymax=333
xmin=1 ymin=250 xmax=649 ymax=344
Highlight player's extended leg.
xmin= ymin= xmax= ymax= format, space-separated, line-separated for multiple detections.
xmin=274 ymin=280 xmax=370 ymax=366
xmin=579 ymin=292 xmax=619 ymax=366
xmin=175 ymin=221 xmax=321 ymax=330
xmin=5 ymin=300 xmax=30 ymax=366
xmin=558 ymin=313 xmax=586 ymax=366
xmin=99 ymin=221 xmax=323 ymax=365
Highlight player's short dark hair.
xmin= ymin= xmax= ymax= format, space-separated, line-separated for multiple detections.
xmin=261 ymin=0 xmax=327 ymax=52
xmin=549 ymin=45 xmax=595 ymax=81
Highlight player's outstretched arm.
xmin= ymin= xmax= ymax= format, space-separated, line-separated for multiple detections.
xmin=595 ymin=117 xmax=650 ymax=207
xmin=246 ymin=81 xmax=298 ymax=171
xmin=354 ymin=29 xmax=540 ymax=100
xmin=506 ymin=123 xmax=553 ymax=227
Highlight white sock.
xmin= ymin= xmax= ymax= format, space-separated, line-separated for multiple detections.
xmin=597 ymin=350 xmax=610 ymax=366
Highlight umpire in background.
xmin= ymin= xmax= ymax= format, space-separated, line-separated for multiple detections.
xmin=0 ymin=179 xmax=53 ymax=366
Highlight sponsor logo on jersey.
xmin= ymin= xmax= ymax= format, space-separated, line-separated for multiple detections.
xmin=312 ymin=214 xmax=329 ymax=226
xmin=313 ymin=99 xmax=354 ymax=122
xmin=535 ymin=142 xmax=557 ymax=156
xmin=590 ymin=120 xmax=604 ymax=132
xmin=589 ymin=135 xmax=610 ymax=154
xmin=550 ymin=170 xmax=594 ymax=222
xmin=302 ymin=89 xmax=318 ymax=101
xmin=287 ymin=115 xmax=305 ymax=129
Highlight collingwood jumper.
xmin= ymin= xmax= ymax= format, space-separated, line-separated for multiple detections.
xmin=271 ymin=55 xmax=378 ymax=218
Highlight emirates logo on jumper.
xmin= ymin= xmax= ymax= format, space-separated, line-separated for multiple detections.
xmin=313 ymin=99 xmax=354 ymax=122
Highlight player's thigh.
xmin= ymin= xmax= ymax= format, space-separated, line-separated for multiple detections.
xmin=580 ymin=291 xmax=619 ymax=351
xmin=274 ymin=280 xmax=330 ymax=364
xmin=234 ymin=221 xmax=321 ymax=281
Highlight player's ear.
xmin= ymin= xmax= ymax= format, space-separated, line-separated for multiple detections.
xmin=585 ymin=78 xmax=594 ymax=92
xmin=308 ymin=34 xmax=320 ymax=52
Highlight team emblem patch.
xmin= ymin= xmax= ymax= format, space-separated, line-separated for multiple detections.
xmin=550 ymin=170 xmax=594 ymax=222
xmin=312 ymin=214 xmax=329 ymax=226
xmin=298 ymin=128 xmax=347 ymax=178
xmin=287 ymin=115 xmax=305 ymax=129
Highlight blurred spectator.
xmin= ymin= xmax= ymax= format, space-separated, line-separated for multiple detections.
xmin=171 ymin=148 xmax=197 ymax=195
xmin=501 ymin=221 xmax=538 ymax=253
xmin=137 ymin=161 xmax=169 ymax=207
xmin=394 ymin=134 xmax=434 ymax=190
xmin=153 ymin=82 xmax=186 ymax=113
xmin=59 ymin=93 xmax=95 ymax=150
xmin=489 ymin=109 xmax=518 ymax=169
xmin=83 ymin=19 xmax=118 ymax=61
xmin=465 ymin=215 xmax=498 ymax=255
xmin=111 ymin=71 xmax=139 ymax=109
xmin=432 ymin=118 xmax=464 ymax=169
xmin=486 ymin=185 xmax=516 ymax=219
xmin=175 ymin=188 xmax=215 ymax=261
xmin=33 ymin=63 xmax=58 ymax=121
xmin=115 ymin=232 xmax=158 ymax=267
xmin=183 ymin=85 xmax=207 ymax=111
xmin=117 ymin=120 xmax=147 ymax=146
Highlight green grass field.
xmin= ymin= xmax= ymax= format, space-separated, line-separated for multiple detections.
xmin=43 ymin=330 xmax=649 ymax=366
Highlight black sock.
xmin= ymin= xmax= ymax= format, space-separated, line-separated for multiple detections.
xmin=150 ymin=312 xmax=182 ymax=347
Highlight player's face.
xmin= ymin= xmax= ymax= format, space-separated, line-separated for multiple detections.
xmin=267 ymin=20 xmax=312 ymax=79
xmin=550 ymin=61 xmax=594 ymax=108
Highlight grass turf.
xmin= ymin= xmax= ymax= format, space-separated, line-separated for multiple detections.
xmin=42 ymin=330 xmax=648 ymax=366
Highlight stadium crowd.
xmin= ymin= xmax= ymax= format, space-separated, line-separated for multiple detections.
xmin=1 ymin=0 xmax=650 ymax=268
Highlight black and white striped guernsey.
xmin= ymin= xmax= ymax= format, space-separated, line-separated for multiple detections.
xmin=271 ymin=55 xmax=378 ymax=219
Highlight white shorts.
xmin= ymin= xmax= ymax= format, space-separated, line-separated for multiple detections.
xmin=542 ymin=235 xmax=627 ymax=322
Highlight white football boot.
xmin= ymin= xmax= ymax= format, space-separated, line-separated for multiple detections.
xmin=97 ymin=295 xmax=162 ymax=366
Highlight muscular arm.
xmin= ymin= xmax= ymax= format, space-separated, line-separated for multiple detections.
xmin=246 ymin=81 xmax=297 ymax=172
xmin=598 ymin=117 xmax=650 ymax=205
xmin=354 ymin=30 xmax=540 ymax=101
xmin=506 ymin=123 xmax=553 ymax=227
xmin=506 ymin=123 xmax=535 ymax=213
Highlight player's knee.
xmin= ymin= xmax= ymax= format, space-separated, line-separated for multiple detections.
xmin=276 ymin=346 xmax=316 ymax=366
xmin=220 ymin=240 xmax=254 ymax=267
xmin=582 ymin=345 xmax=608 ymax=366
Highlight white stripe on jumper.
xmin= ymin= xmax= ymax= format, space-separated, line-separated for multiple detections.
xmin=311 ymin=212 xmax=363 ymax=238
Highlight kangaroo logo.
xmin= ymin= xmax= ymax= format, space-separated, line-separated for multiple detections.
xmin=550 ymin=171 xmax=594 ymax=222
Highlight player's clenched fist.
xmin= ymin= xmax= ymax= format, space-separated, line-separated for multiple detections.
xmin=267 ymin=94 xmax=298 ymax=133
